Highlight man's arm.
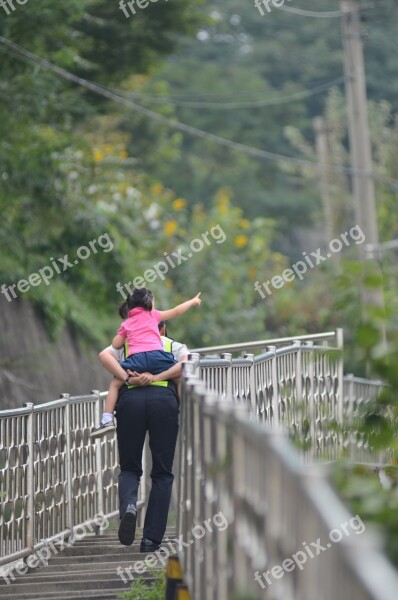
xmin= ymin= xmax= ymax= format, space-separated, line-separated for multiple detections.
xmin=152 ymin=361 xmax=183 ymax=382
xmin=133 ymin=352 xmax=189 ymax=385
xmin=98 ymin=347 xmax=130 ymax=381
xmin=98 ymin=346 xmax=186 ymax=387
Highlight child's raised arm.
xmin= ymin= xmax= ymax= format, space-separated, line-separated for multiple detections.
xmin=159 ymin=292 xmax=201 ymax=321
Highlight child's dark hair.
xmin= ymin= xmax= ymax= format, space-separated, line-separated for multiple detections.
xmin=119 ymin=288 xmax=154 ymax=319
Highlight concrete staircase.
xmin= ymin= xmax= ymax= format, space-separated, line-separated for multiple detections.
xmin=0 ymin=527 xmax=175 ymax=600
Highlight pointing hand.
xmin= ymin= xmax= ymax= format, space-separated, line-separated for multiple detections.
xmin=191 ymin=292 xmax=202 ymax=307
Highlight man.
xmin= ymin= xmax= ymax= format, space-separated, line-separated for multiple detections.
xmin=97 ymin=322 xmax=188 ymax=552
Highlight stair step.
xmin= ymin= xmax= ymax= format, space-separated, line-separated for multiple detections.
xmin=2 ymin=568 xmax=160 ymax=585
xmin=1 ymin=560 xmax=163 ymax=576
xmin=0 ymin=575 xmax=159 ymax=595
xmin=0 ymin=526 xmax=175 ymax=598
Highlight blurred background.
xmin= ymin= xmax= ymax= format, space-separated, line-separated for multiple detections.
xmin=1 ymin=0 xmax=397 ymax=405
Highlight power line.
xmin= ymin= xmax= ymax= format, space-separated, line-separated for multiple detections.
xmin=273 ymin=5 xmax=343 ymax=18
xmin=114 ymin=77 xmax=346 ymax=109
xmin=273 ymin=1 xmax=374 ymax=18
xmin=0 ymin=36 xmax=397 ymax=189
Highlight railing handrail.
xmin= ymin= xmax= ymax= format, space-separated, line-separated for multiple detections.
xmin=0 ymin=392 xmax=109 ymax=418
xmin=191 ymin=329 xmax=338 ymax=354
xmin=344 ymin=373 xmax=385 ymax=387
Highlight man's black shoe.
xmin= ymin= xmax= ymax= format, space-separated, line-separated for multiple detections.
xmin=140 ymin=537 xmax=160 ymax=553
xmin=118 ymin=506 xmax=137 ymax=546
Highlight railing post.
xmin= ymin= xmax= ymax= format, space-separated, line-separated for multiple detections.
xmin=24 ymin=402 xmax=35 ymax=551
xmin=91 ymin=390 xmax=104 ymax=527
xmin=61 ymin=393 xmax=75 ymax=535
xmin=304 ymin=342 xmax=315 ymax=450
xmin=177 ymin=360 xmax=197 ymax=545
xmin=294 ymin=340 xmax=303 ymax=408
xmin=345 ymin=374 xmax=354 ymax=460
xmin=345 ymin=374 xmax=354 ymax=422
xmin=267 ymin=346 xmax=278 ymax=426
xmin=188 ymin=352 xmax=200 ymax=375
xmin=221 ymin=352 xmax=233 ymax=400
xmin=336 ymin=328 xmax=345 ymax=426
xmin=244 ymin=353 xmax=255 ymax=413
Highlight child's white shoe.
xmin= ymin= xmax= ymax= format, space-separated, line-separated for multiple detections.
xmin=90 ymin=421 xmax=115 ymax=439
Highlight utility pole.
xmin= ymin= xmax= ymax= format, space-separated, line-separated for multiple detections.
xmin=313 ymin=116 xmax=334 ymax=243
xmin=340 ymin=0 xmax=386 ymax=345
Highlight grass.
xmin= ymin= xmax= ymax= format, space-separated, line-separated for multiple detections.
xmin=117 ymin=569 xmax=166 ymax=600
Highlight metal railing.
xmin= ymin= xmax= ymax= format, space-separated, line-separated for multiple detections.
xmin=0 ymin=390 xmax=146 ymax=567
xmin=177 ymin=366 xmax=398 ymax=600
xmin=195 ymin=330 xmax=391 ymax=461
xmin=194 ymin=331 xmax=344 ymax=459
xmin=0 ymin=329 xmax=390 ymax=580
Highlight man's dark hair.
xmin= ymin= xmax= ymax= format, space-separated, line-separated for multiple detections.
xmin=158 ymin=320 xmax=167 ymax=335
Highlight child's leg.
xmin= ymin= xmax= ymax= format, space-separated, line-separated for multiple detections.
xmin=91 ymin=378 xmax=125 ymax=438
xmin=102 ymin=378 xmax=124 ymax=422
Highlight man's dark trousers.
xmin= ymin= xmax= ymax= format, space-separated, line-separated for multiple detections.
xmin=115 ymin=384 xmax=179 ymax=544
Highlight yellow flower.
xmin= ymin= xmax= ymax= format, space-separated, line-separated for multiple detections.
xmin=248 ymin=267 xmax=257 ymax=279
xmin=234 ymin=235 xmax=248 ymax=248
xmin=151 ymin=183 xmax=164 ymax=195
xmin=273 ymin=252 xmax=285 ymax=267
xmin=216 ymin=194 xmax=230 ymax=213
xmin=93 ymin=149 xmax=104 ymax=162
xmin=172 ymin=198 xmax=187 ymax=211
xmin=218 ymin=204 xmax=229 ymax=214
xmin=119 ymin=150 xmax=128 ymax=159
xmin=216 ymin=189 xmax=230 ymax=205
xmin=164 ymin=220 xmax=177 ymax=236
xmin=104 ymin=145 xmax=113 ymax=154
xmin=239 ymin=219 xmax=250 ymax=230
xmin=165 ymin=279 xmax=173 ymax=289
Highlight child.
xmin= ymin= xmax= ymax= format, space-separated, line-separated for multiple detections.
xmin=90 ymin=287 xmax=201 ymax=438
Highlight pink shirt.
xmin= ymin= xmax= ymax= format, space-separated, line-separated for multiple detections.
xmin=117 ymin=307 xmax=163 ymax=355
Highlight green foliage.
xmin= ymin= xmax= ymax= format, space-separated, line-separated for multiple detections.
xmin=331 ymin=289 xmax=398 ymax=565
xmin=333 ymin=462 xmax=398 ymax=568
xmin=1 ymin=0 xmax=397 ymax=357
xmin=117 ymin=570 xmax=165 ymax=600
